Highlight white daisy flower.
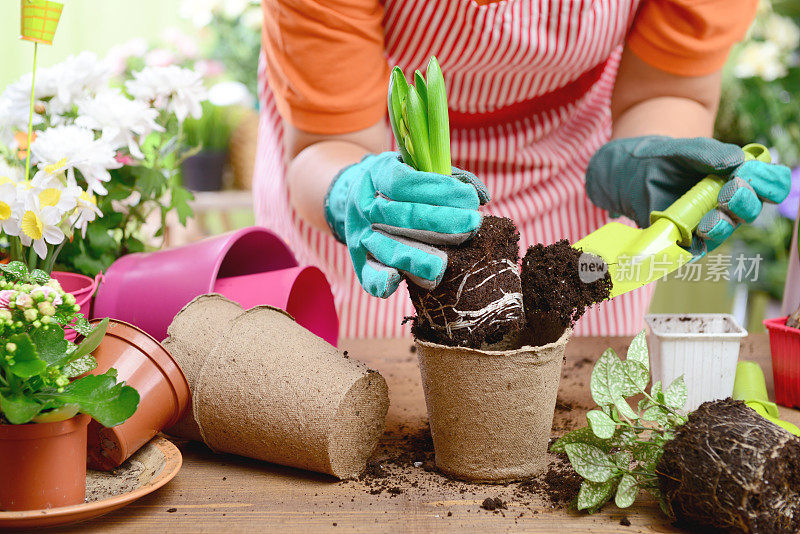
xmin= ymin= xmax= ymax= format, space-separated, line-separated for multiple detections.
xmin=126 ymin=65 xmax=207 ymax=122
xmin=18 ymin=194 xmax=65 ymax=259
xmin=0 ymin=183 xmax=21 ymax=236
xmin=734 ymin=41 xmax=787 ymax=81
xmin=30 ymin=125 xmax=121 ymax=196
xmin=37 ymin=181 xmax=80 ymax=216
xmin=71 ymin=190 xmax=103 ymax=238
xmin=75 ymin=89 xmax=164 ymax=159
xmin=0 ymin=158 xmax=24 ymax=184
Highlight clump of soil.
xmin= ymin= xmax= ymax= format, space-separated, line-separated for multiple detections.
xmin=521 ymin=240 xmax=611 ymax=345
xmin=657 ymin=398 xmax=800 ymax=533
xmin=481 ymin=497 xmax=506 ymax=511
xmin=408 ymin=216 xmax=525 ymax=348
xmin=516 ymin=455 xmax=581 ymax=506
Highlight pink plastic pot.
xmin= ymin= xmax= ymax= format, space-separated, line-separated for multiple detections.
xmin=764 ymin=316 xmax=800 ymax=408
xmin=213 ymin=266 xmax=338 ymax=345
xmin=93 ymin=227 xmax=339 ymax=345
xmin=51 ymin=271 xmax=100 ymax=342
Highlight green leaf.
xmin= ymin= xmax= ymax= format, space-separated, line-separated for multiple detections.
xmin=0 ymin=391 xmax=42 ymax=424
xmin=641 ymin=405 xmax=668 ymax=425
xmin=626 ymin=330 xmax=649 ymax=370
xmin=577 ymin=478 xmax=617 ymax=512
xmin=586 ymin=409 xmax=616 ymax=439
xmin=414 ymin=69 xmax=428 ymax=109
xmin=170 ymin=186 xmax=195 ymax=226
xmin=61 ymin=354 xmax=97 ymax=378
xmin=30 ymin=323 xmax=69 ymax=365
xmin=590 ymin=348 xmax=623 ymax=406
xmin=551 ymin=427 xmax=615 ymax=453
xmin=5 ymin=334 xmax=47 ymax=378
xmin=70 ymin=315 xmax=94 ymax=337
xmin=0 ymin=261 xmax=28 ymax=280
xmin=72 ymin=318 xmax=108 ymax=361
xmin=620 ymin=360 xmax=650 ymax=396
xmin=615 ymin=474 xmax=639 ymax=508
xmin=425 ymin=56 xmax=451 ymax=175
xmin=404 ymin=86 xmax=432 ymax=172
xmin=613 ymin=450 xmax=632 ymax=470
xmin=651 ymin=380 xmax=664 ymax=403
xmin=28 ymin=269 xmax=50 ymax=285
xmin=613 ymin=396 xmax=638 ymax=420
xmin=664 ymin=376 xmax=688 ymax=410
xmin=41 ymin=370 xmax=139 ymax=427
xmin=388 ymin=67 xmax=415 ymax=168
xmin=565 ymin=443 xmax=618 ymax=483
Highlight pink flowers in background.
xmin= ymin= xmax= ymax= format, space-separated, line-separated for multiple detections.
xmin=0 ymin=290 xmax=14 ymax=308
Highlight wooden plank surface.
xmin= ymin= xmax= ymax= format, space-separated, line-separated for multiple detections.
xmin=51 ymin=334 xmax=796 ymax=533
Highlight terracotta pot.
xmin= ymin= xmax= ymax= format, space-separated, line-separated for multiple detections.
xmin=415 ymin=328 xmax=571 ymax=482
xmin=86 ymin=319 xmax=190 ymax=471
xmin=0 ymin=414 xmax=90 ymax=511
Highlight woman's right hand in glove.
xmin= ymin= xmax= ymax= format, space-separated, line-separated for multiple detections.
xmin=324 ymin=152 xmax=490 ymax=298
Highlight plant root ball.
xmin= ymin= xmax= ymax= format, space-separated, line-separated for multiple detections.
xmin=657 ymin=399 xmax=800 ymax=534
xmin=407 ymin=216 xmax=525 ymax=349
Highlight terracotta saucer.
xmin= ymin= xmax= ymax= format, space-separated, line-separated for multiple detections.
xmin=0 ymin=436 xmax=182 ymax=529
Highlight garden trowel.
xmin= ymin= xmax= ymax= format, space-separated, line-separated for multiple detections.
xmin=733 ymin=361 xmax=800 ymax=437
xmin=575 ymin=143 xmax=771 ymax=298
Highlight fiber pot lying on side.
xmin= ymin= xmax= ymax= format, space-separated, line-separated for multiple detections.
xmin=0 ymin=263 xmax=139 ymax=511
xmin=164 ymin=294 xmax=389 ymax=479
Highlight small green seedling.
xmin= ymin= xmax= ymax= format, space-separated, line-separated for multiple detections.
xmin=387 ymin=56 xmax=451 ymax=175
xmin=551 ymin=330 xmax=687 ymax=514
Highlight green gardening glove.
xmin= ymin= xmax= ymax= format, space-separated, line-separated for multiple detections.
xmin=324 ymin=152 xmax=490 ymax=298
xmin=586 ymin=136 xmax=791 ymax=254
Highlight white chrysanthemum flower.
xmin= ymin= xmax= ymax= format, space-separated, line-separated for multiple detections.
xmin=49 ymin=52 xmax=112 ymax=117
xmin=1 ymin=52 xmax=109 ymax=124
xmin=126 ymin=66 xmax=207 ymax=122
xmin=0 ymin=99 xmax=19 ymax=146
xmin=0 ymin=157 xmax=24 ymax=184
xmin=30 ymin=125 xmax=121 ymax=196
xmin=0 ymin=183 xmax=21 ymax=236
xmin=71 ymin=190 xmax=103 ymax=238
xmin=18 ymin=193 xmax=64 ymax=259
xmin=75 ymin=89 xmax=164 ymax=159
xmin=734 ymin=41 xmax=787 ymax=81
xmin=764 ymin=14 xmax=800 ymax=52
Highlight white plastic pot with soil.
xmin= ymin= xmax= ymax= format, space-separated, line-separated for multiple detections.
xmin=646 ymin=313 xmax=747 ymax=411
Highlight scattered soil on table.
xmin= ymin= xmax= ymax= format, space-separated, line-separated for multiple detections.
xmin=408 ymin=216 xmax=525 ymax=348
xmin=658 ymin=398 xmax=800 ymax=533
xmin=481 ymin=497 xmax=507 ymax=511
xmin=521 ymin=240 xmax=611 ymax=345
xmin=620 ymin=516 xmax=631 ymax=526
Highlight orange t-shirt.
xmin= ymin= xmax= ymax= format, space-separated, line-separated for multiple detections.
xmin=262 ymin=0 xmax=757 ymax=135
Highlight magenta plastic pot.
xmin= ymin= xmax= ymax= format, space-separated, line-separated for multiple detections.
xmin=213 ymin=266 xmax=338 ymax=345
xmin=52 ymin=271 xmax=99 ymax=342
xmin=92 ymin=227 xmax=339 ymax=345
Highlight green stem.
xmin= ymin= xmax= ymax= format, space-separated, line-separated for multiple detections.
xmin=28 ymin=244 xmax=38 ymax=272
xmin=24 ymin=42 xmax=39 ymax=183
xmin=640 ymin=390 xmax=688 ymax=424
xmin=43 ymin=241 xmax=66 ymax=275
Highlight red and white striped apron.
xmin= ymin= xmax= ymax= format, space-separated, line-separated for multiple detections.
xmin=254 ymin=0 xmax=653 ymax=338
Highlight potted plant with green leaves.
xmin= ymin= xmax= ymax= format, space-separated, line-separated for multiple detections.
xmin=553 ymin=331 xmax=800 ymax=533
xmin=181 ymin=101 xmax=239 ymax=191
xmin=392 ymin=58 xmax=568 ymax=482
xmin=0 ymin=262 xmax=139 ymax=511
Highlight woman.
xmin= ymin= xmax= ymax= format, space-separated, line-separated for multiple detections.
xmin=255 ymin=0 xmax=790 ymax=338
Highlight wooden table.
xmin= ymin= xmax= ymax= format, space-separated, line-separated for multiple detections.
xmin=54 ymin=334 xmax=798 ymax=533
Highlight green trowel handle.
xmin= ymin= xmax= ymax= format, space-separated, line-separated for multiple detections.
xmin=748 ymin=401 xmax=800 ymax=437
xmin=649 ymin=143 xmax=771 ymax=248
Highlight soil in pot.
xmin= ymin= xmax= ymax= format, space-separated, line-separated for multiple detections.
xmin=521 ymin=240 xmax=611 ymax=345
xmin=657 ymin=398 xmax=800 ymax=533
xmin=407 ymin=216 xmax=525 ymax=349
